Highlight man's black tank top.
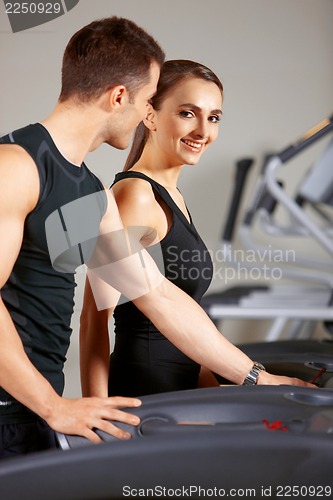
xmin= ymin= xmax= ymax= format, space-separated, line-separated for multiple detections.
xmin=109 ymin=171 xmax=213 ymax=397
xmin=0 ymin=123 xmax=106 ymax=423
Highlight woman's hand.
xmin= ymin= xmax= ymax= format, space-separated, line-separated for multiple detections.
xmin=258 ymin=371 xmax=316 ymax=388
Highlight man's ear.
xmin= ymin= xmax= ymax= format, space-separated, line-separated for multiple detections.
xmin=107 ymin=85 xmax=127 ymax=110
xmin=143 ymin=103 xmax=157 ymax=131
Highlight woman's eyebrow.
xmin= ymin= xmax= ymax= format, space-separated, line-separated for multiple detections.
xmin=178 ymin=103 xmax=223 ymax=115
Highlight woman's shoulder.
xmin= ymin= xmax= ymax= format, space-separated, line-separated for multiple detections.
xmin=111 ymin=172 xmax=171 ymax=237
xmin=111 ymin=175 xmax=156 ymax=210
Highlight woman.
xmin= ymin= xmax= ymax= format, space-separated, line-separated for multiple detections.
xmin=80 ymin=60 xmax=313 ymax=398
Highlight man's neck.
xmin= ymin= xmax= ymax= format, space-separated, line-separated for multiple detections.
xmin=41 ymin=100 xmax=105 ymax=165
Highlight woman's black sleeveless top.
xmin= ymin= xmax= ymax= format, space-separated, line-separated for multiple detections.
xmin=109 ymin=171 xmax=213 ymax=396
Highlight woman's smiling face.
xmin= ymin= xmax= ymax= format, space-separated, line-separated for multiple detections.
xmin=150 ymin=77 xmax=223 ymax=168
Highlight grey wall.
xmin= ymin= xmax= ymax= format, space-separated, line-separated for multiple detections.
xmin=1 ymin=0 xmax=332 ymax=397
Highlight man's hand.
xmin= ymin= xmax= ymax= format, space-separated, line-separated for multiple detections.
xmin=46 ymin=396 xmax=142 ymax=443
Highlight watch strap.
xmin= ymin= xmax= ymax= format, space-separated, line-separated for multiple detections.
xmin=242 ymin=362 xmax=266 ymax=385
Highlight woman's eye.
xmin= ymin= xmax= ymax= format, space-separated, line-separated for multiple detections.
xmin=179 ymin=110 xmax=194 ymax=118
xmin=210 ymin=115 xmax=221 ymax=123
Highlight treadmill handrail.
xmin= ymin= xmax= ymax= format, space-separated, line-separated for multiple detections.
xmin=222 ymin=157 xmax=254 ymax=242
xmin=265 ymin=156 xmax=333 ymax=256
xmin=278 ymin=114 xmax=333 ymax=163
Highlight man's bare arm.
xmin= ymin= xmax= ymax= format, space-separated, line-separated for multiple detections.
xmin=0 ymin=146 xmax=141 ymax=442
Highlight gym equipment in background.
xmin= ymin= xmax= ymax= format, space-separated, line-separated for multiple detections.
xmin=202 ymin=114 xmax=333 ymax=341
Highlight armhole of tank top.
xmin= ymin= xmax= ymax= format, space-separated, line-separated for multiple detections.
xmin=112 ymin=173 xmax=176 ymax=246
xmin=93 ymin=174 xmax=108 ymax=218
xmin=113 ymin=172 xmax=174 ymax=213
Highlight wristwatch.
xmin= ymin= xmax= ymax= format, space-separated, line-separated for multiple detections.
xmin=242 ymin=362 xmax=266 ymax=385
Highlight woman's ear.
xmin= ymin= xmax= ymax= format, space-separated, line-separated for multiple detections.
xmin=143 ymin=103 xmax=157 ymax=131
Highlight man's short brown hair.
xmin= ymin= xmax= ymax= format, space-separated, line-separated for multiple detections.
xmin=59 ymin=17 xmax=165 ymax=103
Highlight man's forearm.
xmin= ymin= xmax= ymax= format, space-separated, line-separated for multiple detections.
xmin=0 ymin=300 xmax=60 ymax=420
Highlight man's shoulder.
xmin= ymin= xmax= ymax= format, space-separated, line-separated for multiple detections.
xmin=0 ymin=142 xmax=38 ymax=172
xmin=0 ymin=142 xmax=40 ymax=211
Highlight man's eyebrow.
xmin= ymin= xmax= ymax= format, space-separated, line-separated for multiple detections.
xmin=178 ymin=103 xmax=223 ymax=115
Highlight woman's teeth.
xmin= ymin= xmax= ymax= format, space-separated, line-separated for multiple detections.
xmin=182 ymin=139 xmax=203 ymax=150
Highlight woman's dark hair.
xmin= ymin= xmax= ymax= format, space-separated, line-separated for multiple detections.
xmin=123 ymin=59 xmax=223 ymax=171
xmin=59 ymin=16 xmax=165 ymax=103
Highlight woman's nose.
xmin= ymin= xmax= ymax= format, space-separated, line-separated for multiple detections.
xmin=194 ymin=119 xmax=208 ymax=138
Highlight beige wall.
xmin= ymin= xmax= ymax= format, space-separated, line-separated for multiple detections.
xmin=1 ymin=0 xmax=332 ymax=397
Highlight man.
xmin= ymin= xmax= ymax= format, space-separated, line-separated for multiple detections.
xmin=0 ymin=16 xmax=164 ymax=457
xmin=0 ymin=16 xmax=313 ymax=459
